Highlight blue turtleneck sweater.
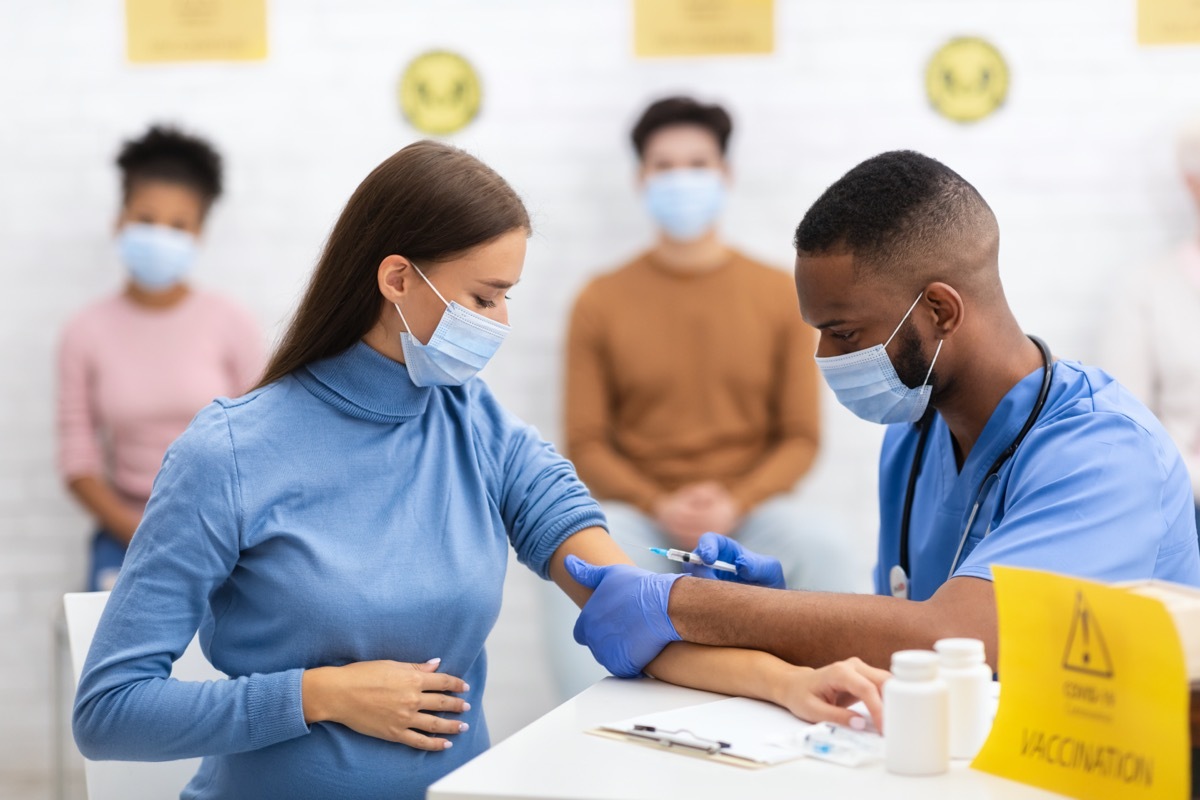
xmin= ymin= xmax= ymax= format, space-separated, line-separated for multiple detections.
xmin=73 ymin=341 xmax=606 ymax=799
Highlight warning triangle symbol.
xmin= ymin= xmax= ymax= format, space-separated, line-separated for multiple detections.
xmin=1061 ymin=591 xmax=1114 ymax=678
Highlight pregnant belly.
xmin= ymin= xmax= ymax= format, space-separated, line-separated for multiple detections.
xmin=183 ymin=713 xmax=489 ymax=800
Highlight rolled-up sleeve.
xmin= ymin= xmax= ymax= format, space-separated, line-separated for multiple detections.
xmin=472 ymin=383 xmax=606 ymax=580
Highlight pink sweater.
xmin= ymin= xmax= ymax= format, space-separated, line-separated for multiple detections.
xmin=57 ymin=290 xmax=265 ymax=505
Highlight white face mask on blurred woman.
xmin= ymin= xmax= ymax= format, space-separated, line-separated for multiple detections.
xmin=115 ymin=175 xmax=208 ymax=294
xmin=118 ymin=223 xmax=198 ymax=290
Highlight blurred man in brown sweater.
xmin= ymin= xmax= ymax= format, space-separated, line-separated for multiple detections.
xmin=545 ymin=97 xmax=860 ymax=698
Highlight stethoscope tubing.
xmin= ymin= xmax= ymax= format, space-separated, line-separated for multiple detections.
xmin=897 ymin=335 xmax=1054 ymax=591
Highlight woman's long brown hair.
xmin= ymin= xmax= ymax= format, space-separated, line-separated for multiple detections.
xmin=255 ymin=140 xmax=531 ymax=390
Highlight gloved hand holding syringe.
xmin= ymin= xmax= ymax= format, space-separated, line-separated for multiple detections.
xmin=648 ymin=532 xmax=788 ymax=590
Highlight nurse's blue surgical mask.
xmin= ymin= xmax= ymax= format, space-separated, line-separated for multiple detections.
xmin=394 ymin=262 xmax=510 ymax=387
xmin=815 ymin=294 xmax=944 ymax=425
xmin=643 ymin=168 xmax=726 ymax=242
xmin=118 ymin=223 xmax=198 ymax=290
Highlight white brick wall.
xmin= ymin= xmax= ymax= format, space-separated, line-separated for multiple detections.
xmin=2 ymin=1 xmax=1199 ymax=796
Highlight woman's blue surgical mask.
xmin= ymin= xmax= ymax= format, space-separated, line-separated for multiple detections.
xmin=643 ymin=168 xmax=727 ymax=242
xmin=815 ymin=295 xmax=944 ymax=425
xmin=394 ymin=262 xmax=510 ymax=387
xmin=118 ymin=223 xmax=198 ymax=290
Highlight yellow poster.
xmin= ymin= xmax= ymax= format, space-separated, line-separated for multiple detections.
xmin=1139 ymin=0 xmax=1200 ymax=45
xmin=125 ymin=0 xmax=268 ymax=63
xmin=973 ymin=567 xmax=1189 ymax=799
xmin=633 ymin=0 xmax=773 ymax=58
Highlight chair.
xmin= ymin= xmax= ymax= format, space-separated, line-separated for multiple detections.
xmin=63 ymin=592 xmax=226 ymax=800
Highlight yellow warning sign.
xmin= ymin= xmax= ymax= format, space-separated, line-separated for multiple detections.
xmin=633 ymin=0 xmax=774 ymax=58
xmin=1061 ymin=592 xmax=1113 ymax=678
xmin=124 ymin=0 xmax=268 ymax=64
xmin=973 ymin=567 xmax=1188 ymax=800
xmin=925 ymin=37 xmax=1009 ymax=124
xmin=1138 ymin=0 xmax=1200 ymax=45
xmin=397 ymin=51 xmax=482 ymax=136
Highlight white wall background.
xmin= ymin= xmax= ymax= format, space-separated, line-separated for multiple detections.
xmin=1 ymin=0 xmax=1198 ymax=797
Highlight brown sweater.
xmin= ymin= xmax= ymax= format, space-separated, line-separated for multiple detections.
xmin=564 ymin=249 xmax=821 ymax=514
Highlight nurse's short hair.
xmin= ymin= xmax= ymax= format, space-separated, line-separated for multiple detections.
xmin=793 ymin=150 xmax=999 ymax=289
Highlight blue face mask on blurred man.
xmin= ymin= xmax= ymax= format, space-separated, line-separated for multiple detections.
xmin=642 ymin=168 xmax=727 ymax=242
xmin=118 ymin=223 xmax=198 ymax=291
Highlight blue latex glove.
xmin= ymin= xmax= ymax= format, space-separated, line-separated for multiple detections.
xmin=565 ymin=555 xmax=684 ymax=678
xmin=683 ymin=532 xmax=787 ymax=590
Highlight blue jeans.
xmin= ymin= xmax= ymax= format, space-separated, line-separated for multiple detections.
xmin=87 ymin=529 xmax=127 ymax=592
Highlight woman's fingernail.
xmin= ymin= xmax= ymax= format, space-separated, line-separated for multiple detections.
xmin=443 ymin=740 xmax=453 ymax=749
xmin=459 ymin=722 xmax=469 ymax=732
xmin=425 ymin=658 xmax=441 ymax=665
xmin=462 ymin=683 xmax=471 ymax=692
xmin=463 ymin=701 xmax=472 ymax=711
xmin=849 ymin=715 xmax=867 ymax=730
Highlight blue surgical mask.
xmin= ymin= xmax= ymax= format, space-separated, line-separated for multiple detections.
xmin=815 ymin=295 xmax=944 ymax=425
xmin=643 ymin=168 xmax=726 ymax=242
xmin=394 ymin=263 xmax=510 ymax=387
xmin=118 ymin=223 xmax=198 ymax=290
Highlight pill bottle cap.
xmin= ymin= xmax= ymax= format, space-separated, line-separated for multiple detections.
xmin=934 ymin=638 xmax=986 ymax=669
xmin=890 ymin=649 xmax=939 ymax=681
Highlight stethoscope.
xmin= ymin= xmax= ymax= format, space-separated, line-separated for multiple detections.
xmin=889 ymin=335 xmax=1054 ymax=600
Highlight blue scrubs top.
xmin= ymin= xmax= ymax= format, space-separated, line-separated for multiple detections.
xmin=875 ymin=360 xmax=1200 ymax=601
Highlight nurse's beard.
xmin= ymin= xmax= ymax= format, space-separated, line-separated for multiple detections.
xmin=893 ymin=325 xmax=940 ymax=393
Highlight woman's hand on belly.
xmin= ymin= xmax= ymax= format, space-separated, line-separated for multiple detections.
xmin=301 ymin=658 xmax=471 ymax=750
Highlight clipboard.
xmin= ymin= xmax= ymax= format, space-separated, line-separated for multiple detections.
xmin=590 ymin=696 xmax=824 ymax=769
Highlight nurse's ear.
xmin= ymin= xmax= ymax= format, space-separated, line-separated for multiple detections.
xmin=921 ymin=282 xmax=965 ymax=340
xmin=377 ymin=256 xmax=417 ymax=305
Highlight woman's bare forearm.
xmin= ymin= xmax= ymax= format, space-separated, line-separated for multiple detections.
xmin=647 ymin=640 xmax=892 ymax=729
xmin=644 ymin=641 xmax=803 ymax=707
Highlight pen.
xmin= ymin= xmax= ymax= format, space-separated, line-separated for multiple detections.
xmin=631 ymin=725 xmax=730 ymax=751
xmin=648 ymin=547 xmax=737 ymax=574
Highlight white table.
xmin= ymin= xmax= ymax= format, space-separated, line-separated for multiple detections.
xmin=429 ymin=677 xmax=1064 ymax=800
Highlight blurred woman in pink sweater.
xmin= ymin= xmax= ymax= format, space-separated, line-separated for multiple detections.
xmin=57 ymin=125 xmax=264 ymax=590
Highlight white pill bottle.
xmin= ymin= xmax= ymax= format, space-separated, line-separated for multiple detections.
xmin=884 ymin=649 xmax=949 ymax=776
xmin=934 ymin=637 xmax=994 ymax=759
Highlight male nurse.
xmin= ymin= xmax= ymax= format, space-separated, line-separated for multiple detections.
xmin=565 ymin=150 xmax=1200 ymax=676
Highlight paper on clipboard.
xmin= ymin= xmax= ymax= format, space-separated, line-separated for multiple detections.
xmin=591 ymin=696 xmax=817 ymax=768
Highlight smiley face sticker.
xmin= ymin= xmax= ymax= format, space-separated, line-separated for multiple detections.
xmin=925 ymin=37 xmax=1009 ymax=124
xmin=398 ymin=51 xmax=482 ymax=135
